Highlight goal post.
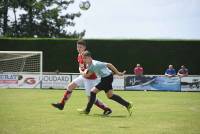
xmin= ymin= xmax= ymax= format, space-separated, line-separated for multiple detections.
xmin=0 ymin=51 xmax=43 ymax=88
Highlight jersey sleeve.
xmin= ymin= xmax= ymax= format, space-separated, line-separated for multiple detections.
xmin=97 ymin=61 xmax=107 ymax=68
xmin=87 ymin=65 xmax=94 ymax=73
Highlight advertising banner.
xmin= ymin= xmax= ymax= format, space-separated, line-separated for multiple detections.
xmin=112 ymin=76 xmax=124 ymax=90
xmin=42 ymin=75 xmax=71 ymax=89
xmin=18 ymin=74 xmax=40 ymax=88
xmin=2 ymin=73 xmax=199 ymax=92
xmin=125 ymin=75 xmax=181 ymax=91
xmin=181 ymin=76 xmax=200 ymax=91
xmin=0 ymin=74 xmax=18 ymax=88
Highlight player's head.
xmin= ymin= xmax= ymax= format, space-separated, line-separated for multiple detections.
xmin=77 ymin=39 xmax=86 ymax=54
xmin=82 ymin=50 xmax=92 ymax=64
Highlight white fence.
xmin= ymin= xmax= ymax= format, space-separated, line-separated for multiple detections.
xmin=124 ymin=75 xmax=200 ymax=91
xmin=0 ymin=73 xmax=199 ymax=91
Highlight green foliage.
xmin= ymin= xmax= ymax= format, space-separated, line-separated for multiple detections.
xmin=0 ymin=0 xmax=84 ymax=38
xmin=0 ymin=0 xmax=3 ymax=32
xmin=0 ymin=89 xmax=200 ymax=134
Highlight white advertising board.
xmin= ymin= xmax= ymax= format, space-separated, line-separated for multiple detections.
xmin=42 ymin=75 xmax=71 ymax=89
xmin=18 ymin=74 xmax=40 ymax=88
xmin=0 ymin=74 xmax=18 ymax=88
xmin=181 ymin=76 xmax=200 ymax=91
xmin=112 ymin=76 xmax=124 ymax=90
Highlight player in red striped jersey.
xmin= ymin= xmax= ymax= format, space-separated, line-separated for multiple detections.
xmin=52 ymin=40 xmax=112 ymax=115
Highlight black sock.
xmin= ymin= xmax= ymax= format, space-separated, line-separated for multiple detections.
xmin=110 ymin=94 xmax=129 ymax=107
xmin=86 ymin=92 xmax=96 ymax=112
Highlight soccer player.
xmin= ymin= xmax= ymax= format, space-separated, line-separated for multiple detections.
xmin=52 ymin=40 xmax=112 ymax=115
xmin=79 ymin=51 xmax=133 ymax=116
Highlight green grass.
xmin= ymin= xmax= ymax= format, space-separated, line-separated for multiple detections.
xmin=0 ymin=89 xmax=200 ymax=134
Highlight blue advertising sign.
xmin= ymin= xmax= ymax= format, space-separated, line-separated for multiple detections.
xmin=125 ymin=75 xmax=181 ymax=91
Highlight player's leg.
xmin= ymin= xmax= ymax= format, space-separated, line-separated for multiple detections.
xmin=80 ymin=75 xmax=113 ymax=114
xmin=52 ymin=75 xmax=83 ymax=110
xmin=60 ymin=82 xmax=77 ymax=105
xmin=106 ymin=90 xmax=129 ymax=107
xmin=106 ymin=90 xmax=133 ymax=116
xmin=84 ymin=79 xmax=112 ymax=115
xmin=79 ymin=87 xmax=100 ymax=114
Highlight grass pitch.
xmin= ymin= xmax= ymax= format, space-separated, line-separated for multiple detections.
xmin=0 ymin=89 xmax=200 ymax=134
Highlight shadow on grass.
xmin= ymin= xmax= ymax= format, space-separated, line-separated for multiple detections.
xmin=92 ymin=113 xmax=128 ymax=118
xmin=118 ymin=126 xmax=131 ymax=129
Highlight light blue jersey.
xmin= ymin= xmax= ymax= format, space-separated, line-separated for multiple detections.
xmin=87 ymin=60 xmax=112 ymax=78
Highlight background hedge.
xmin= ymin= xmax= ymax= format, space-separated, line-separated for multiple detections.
xmin=0 ymin=38 xmax=200 ymax=74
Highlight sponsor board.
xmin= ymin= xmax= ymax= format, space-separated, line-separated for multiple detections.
xmin=1 ymin=73 xmax=199 ymax=92
xmin=112 ymin=75 xmax=124 ymax=90
xmin=125 ymin=75 xmax=181 ymax=91
xmin=42 ymin=75 xmax=71 ymax=89
xmin=0 ymin=74 xmax=18 ymax=88
xmin=18 ymin=74 xmax=40 ymax=88
xmin=181 ymin=76 xmax=200 ymax=91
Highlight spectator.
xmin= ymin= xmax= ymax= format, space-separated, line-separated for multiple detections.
xmin=165 ymin=65 xmax=176 ymax=77
xmin=134 ymin=64 xmax=144 ymax=76
xmin=177 ymin=65 xmax=188 ymax=77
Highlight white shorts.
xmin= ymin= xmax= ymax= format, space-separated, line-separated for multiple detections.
xmin=72 ymin=75 xmax=99 ymax=96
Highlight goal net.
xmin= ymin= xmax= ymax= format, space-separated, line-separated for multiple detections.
xmin=0 ymin=51 xmax=43 ymax=88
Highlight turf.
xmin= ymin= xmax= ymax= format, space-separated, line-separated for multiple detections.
xmin=0 ymin=89 xmax=200 ymax=134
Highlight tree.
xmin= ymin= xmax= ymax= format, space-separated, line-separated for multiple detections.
xmin=2 ymin=0 xmax=9 ymax=36
xmin=9 ymin=0 xmax=20 ymax=36
xmin=0 ymin=0 xmax=85 ymax=38
xmin=0 ymin=0 xmax=3 ymax=35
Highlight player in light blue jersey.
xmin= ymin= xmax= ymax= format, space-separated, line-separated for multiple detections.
xmin=78 ymin=51 xmax=133 ymax=116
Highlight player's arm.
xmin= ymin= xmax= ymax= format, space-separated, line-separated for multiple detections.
xmin=80 ymin=69 xmax=93 ymax=78
xmin=78 ymin=63 xmax=92 ymax=78
xmin=106 ymin=63 xmax=126 ymax=76
xmin=79 ymin=63 xmax=85 ymax=72
xmin=79 ymin=66 xmax=84 ymax=73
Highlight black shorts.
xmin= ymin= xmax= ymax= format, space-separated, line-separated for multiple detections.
xmin=95 ymin=74 xmax=113 ymax=93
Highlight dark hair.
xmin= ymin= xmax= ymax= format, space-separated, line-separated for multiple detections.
xmin=77 ymin=39 xmax=86 ymax=46
xmin=83 ymin=50 xmax=92 ymax=57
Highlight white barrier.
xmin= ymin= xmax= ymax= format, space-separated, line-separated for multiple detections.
xmin=0 ymin=73 xmax=199 ymax=91
xmin=18 ymin=74 xmax=40 ymax=88
xmin=124 ymin=75 xmax=200 ymax=91
xmin=42 ymin=75 xmax=71 ymax=89
xmin=113 ymin=75 xmax=124 ymax=90
xmin=180 ymin=76 xmax=200 ymax=91
xmin=0 ymin=74 xmax=18 ymax=88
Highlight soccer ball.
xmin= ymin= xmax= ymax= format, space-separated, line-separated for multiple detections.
xmin=18 ymin=75 xmax=23 ymax=80
xmin=79 ymin=0 xmax=91 ymax=10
